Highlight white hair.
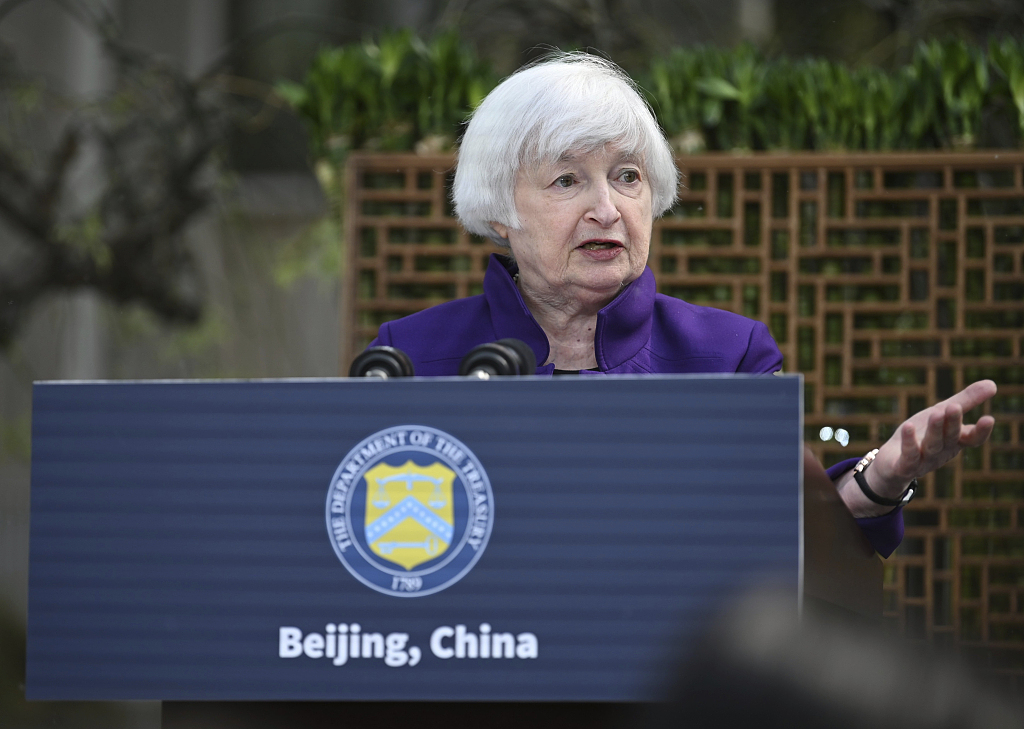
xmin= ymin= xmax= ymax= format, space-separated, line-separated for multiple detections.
xmin=453 ymin=53 xmax=679 ymax=245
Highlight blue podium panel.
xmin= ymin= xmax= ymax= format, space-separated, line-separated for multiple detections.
xmin=27 ymin=375 xmax=802 ymax=701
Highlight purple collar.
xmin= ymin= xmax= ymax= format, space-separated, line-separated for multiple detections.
xmin=483 ymin=254 xmax=655 ymax=371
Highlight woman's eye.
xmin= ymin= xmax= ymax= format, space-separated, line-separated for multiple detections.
xmin=554 ymin=175 xmax=575 ymax=188
xmin=618 ymin=169 xmax=640 ymax=183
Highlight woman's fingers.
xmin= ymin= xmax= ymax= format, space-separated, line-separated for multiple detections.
xmin=942 ymin=403 xmax=963 ymax=451
xmin=922 ymin=407 xmax=948 ymax=458
xmin=886 ymin=381 xmax=996 ymax=483
xmin=947 ymin=379 xmax=997 ymax=412
xmin=899 ymin=421 xmax=920 ymax=470
xmin=960 ymin=415 xmax=996 ymax=448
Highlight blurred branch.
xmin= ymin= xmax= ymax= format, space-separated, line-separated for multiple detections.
xmin=215 ymin=74 xmax=289 ymax=132
xmin=0 ymin=1 xmax=228 ymax=348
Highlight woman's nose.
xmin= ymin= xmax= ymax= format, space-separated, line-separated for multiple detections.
xmin=585 ymin=182 xmax=622 ymax=227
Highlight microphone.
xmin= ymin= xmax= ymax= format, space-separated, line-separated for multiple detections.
xmin=458 ymin=338 xmax=537 ymax=378
xmin=349 ymin=346 xmax=415 ymax=379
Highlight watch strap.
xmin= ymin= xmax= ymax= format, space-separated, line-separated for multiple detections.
xmin=853 ymin=449 xmax=918 ymax=507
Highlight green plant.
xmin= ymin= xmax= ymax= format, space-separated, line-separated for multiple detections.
xmin=913 ymin=38 xmax=989 ymax=148
xmin=753 ymin=58 xmax=808 ymax=151
xmin=693 ymin=44 xmax=767 ymax=151
xmin=276 ymin=29 xmax=496 ymax=167
xmin=989 ymin=36 xmax=1024 ymax=140
xmin=635 ymin=37 xmax=1024 ymax=153
xmin=281 ymin=33 xmax=1024 ymax=159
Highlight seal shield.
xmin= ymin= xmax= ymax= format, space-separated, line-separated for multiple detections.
xmin=363 ymin=460 xmax=455 ymax=570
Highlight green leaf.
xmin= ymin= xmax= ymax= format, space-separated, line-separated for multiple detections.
xmin=696 ymin=77 xmax=741 ymax=100
xmin=274 ymin=81 xmax=308 ymax=109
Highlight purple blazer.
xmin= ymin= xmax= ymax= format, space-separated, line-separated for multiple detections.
xmin=371 ymin=254 xmax=903 ymax=556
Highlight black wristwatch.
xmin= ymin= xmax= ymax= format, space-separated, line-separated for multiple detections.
xmin=852 ymin=449 xmax=918 ymax=507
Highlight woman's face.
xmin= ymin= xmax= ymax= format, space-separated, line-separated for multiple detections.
xmin=491 ymin=145 xmax=653 ymax=310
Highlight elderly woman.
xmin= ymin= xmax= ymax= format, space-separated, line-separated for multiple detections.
xmin=369 ymin=54 xmax=996 ymax=555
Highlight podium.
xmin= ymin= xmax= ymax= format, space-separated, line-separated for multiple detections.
xmin=25 ymin=375 xmax=879 ymax=727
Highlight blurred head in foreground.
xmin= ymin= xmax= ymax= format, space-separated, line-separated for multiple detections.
xmin=647 ymin=589 xmax=1022 ymax=729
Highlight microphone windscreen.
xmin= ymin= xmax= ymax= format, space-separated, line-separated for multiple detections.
xmin=495 ymin=338 xmax=537 ymax=375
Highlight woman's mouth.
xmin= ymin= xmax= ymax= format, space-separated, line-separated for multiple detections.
xmin=576 ymin=240 xmax=624 ymax=260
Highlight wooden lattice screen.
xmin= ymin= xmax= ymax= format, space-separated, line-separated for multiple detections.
xmin=344 ymin=151 xmax=1024 ymax=682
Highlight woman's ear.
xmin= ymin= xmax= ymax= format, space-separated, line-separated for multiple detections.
xmin=489 ymin=221 xmax=510 ymax=240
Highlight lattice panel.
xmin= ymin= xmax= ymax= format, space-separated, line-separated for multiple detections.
xmin=342 ymin=155 xmax=503 ymax=368
xmin=344 ymin=152 xmax=1024 ymax=681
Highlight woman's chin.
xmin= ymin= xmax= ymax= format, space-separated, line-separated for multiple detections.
xmin=570 ymin=264 xmax=638 ymax=298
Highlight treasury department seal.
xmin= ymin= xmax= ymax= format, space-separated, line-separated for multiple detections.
xmin=326 ymin=425 xmax=494 ymax=597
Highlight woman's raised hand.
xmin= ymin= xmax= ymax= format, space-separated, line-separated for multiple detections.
xmin=877 ymin=379 xmax=996 ymax=485
xmin=839 ymin=380 xmax=997 ymax=518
